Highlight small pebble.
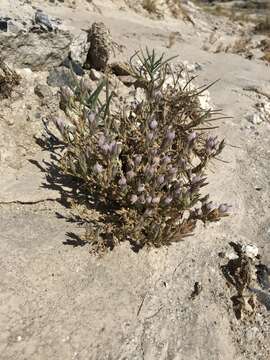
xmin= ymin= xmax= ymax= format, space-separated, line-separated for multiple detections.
xmin=242 ymin=244 xmax=258 ymax=259
xmin=89 ymin=69 xmax=102 ymax=81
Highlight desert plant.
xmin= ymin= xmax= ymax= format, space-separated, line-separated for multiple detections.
xmin=47 ymin=49 xmax=229 ymax=250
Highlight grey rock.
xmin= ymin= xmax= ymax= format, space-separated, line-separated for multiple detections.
xmin=242 ymin=243 xmax=258 ymax=259
xmin=6 ymin=21 xmax=24 ymax=34
xmin=47 ymin=67 xmax=77 ymax=88
xmin=225 ymin=251 xmax=239 ymax=260
xmin=118 ymin=75 xmax=135 ymax=86
xmin=69 ymin=32 xmax=90 ymax=66
xmin=256 ymin=264 xmax=270 ymax=290
xmin=0 ymin=20 xmax=8 ymax=32
xmin=89 ymin=68 xmax=102 ymax=81
xmin=34 ymin=84 xmax=53 ymax=99
xmin=62 ymin=57 xmax=85 ymax=76
xmin=246 ymin=112 xmax=263 ymax=125
xmin=34 ymin=10 xmax=53 ymax=32
xmin=0 ymin=30 xmax=72 ymax=71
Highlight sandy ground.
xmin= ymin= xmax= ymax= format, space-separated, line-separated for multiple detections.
xmin=0 ymin=0 xmax=270 ymax=359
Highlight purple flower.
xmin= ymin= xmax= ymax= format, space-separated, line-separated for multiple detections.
xmin=110 ymin=142 xmax=122 ymax=156
xmin=206 ymin=136 xmax=218 ymax=148
xmin=164 ymin=196 xmax=173 ymax=205
xmin=131 ymin=99 xmax=139 ymax=111
xmin=157 ymin=175 xmax=165 ymax=185
xmin=101 ymin=143 xmax=110 ymax=153
xmin=173 ymin=190 xmax=181 ymax=199
xmin=178 ymin=158 xmax=187 ymax=169
xmin=149 ymin=119 xmax=158 ymax=130
xmin=145 ymin=165 xmax=155 ymax=178
xmin=174 ymin=183 xmax=182 ymax=195
xmin=108 ymin=141 xmax=115 ymax=153
xmin=87 ymin=111 xmax=96 ymax=125
xmin=219 ymin=203 xmax=230 ymax=214
xmin=98 ymin=134 xmax=105 ymax=146
xmin=166 ymin=130 xmax=176 ymax=141
xmin=118 ymin=177 xmax=127 ymax=187
xmin=206 ymin=136 xmax=218 ymax=154
xmin=187 ymin=132 xmax=197 ymax=143
xmin=60 ymin=86 xmax=73 ymax=102
xmin=146 ymin=132 xmax=154 ymax=141
xmin=144 ymin=209 xmax=152 ymax=216
xmin=146 ymin=196 xmax=152 ymax=205
xmin=191 ymin=176 xmax=202 ymax=184
xmin=152 ymin=196 xmax=161 ymax=204
xmin=130 ymin=194 xmax=138 ymax=204
xmin=134 ymin=154 xmax=142 ymax=165
xmin=139 ymin=194 xmax=146 ymax=204
xmin=126 ymin=170 xmax=136 ymax=180
xmin=168 ymin=167 xmax=177 ymax=175
xmin=93 ymin=162 xmax=103 ymax=174
xmin=205 ymin=201 xmax=214 ymax=212
xmin=161 ymin=156 xmax=171 ymax=165
xmin=138 ymin=184 xmax=145 ymax=193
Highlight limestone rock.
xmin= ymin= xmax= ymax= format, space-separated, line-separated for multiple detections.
xmin=47 ymin=67 xmax=76 ymax=88
xmin=69 ymin=32 xmax=90 ymax=66
xmin=34 ymin=84 xmax=53 ymax=99
xmin=242 ymin=244 xmax=259 ymax=259
xmin=34 ymin=10 xmax=53 ymax=32
xmin=89 ymin=68 xmax=102 ymax=81
xmin=118 ymin=75 xmax=135 ymax=86
xmin=0 ymin=30 xmax=72 ymax=71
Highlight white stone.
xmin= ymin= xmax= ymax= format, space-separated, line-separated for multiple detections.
xmin=246 ymin=112 xmax=263 ymax=125
xmin=225 ymin=251 xmax=239 ymax=260
xmin=182 ymin=60 xmax=202 ymax=72
xmin=89 ymin=68 xmax=102 ymax=81
xmin=242 ymin=244 xmax=258 ymax=259
xmin=198 ymin=90 xmax=212 ymax=110
xmin=70 ymin=32 xmax=90 ymax=65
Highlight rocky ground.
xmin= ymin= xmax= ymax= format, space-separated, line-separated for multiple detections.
xmin=0 ymin=0 xmax=270 ymax=359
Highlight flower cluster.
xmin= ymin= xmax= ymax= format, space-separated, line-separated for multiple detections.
xmin=50 ymin=49 xmax=229 ymax=248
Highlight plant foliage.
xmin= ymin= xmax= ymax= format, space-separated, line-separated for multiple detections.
xmin=47 ymin=49 xmax=229 ymax=250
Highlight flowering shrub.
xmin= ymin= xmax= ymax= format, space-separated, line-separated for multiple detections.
xmin=50 ymin=49 xmax=229 ymax=249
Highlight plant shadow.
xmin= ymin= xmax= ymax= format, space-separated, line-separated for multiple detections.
xmin=31 ymin=134 xmax=134 ymax=252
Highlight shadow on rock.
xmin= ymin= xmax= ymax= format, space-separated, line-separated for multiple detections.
xmin=31 ymin=133 xmax=130 ymax=253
